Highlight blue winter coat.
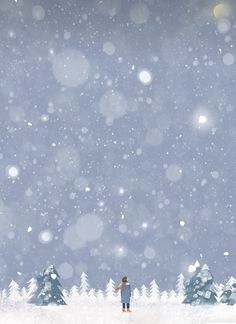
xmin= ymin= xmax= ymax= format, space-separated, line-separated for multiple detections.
xmin=120 ymin=283 xmax=131 ymax=303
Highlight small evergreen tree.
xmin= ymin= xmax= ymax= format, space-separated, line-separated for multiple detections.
xmin=215 ymin=282 xmax=224 ymax=302
xmin=80 ymin=272 xmax=89 ymax=296
xmin=169 ymin=289 xmax=177 ymax=303
xmin=88 ymin=288 xmax=96 ymax=301
xmin=226 ymin=276 xmax=236 ymax=287
xmin=161 ymin=291 xmax=168 ymax=303
xmin=176 ymin=273 xmax=185 ymax=299
xmin=97 ymin=289 xmax=105 ymax=300
xmin=8 ymin=280 xmax=21 ymax=301
xmin=183 ymin=264 xmax=217 ymax=305
xmin=140 ymin=284 xmax=149 ymax=302
xmin=28 ymin=265 xmax=66 ymax=306
xmin=149 ymin=280 xmax=160 ymax=303
xmin=221 ymin=283 xmax=236 ymax=305
xmin=1 ymin=289 xmax=7 ymax=300
xmin=105 ymin=278 xmax=116 ymax=300
xmin=27 ymin=277 xmax=38 ymax=299
xmin=69 ymin=285 xmax=80 ymax=298
xmin=132 ymin=288 xmax=140 ymax=301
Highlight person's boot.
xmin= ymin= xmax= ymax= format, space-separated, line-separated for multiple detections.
xmin=127 ymin=308 xmax=132 ymax=312
xmin=122 ymin=308 xmax=126 ymax=312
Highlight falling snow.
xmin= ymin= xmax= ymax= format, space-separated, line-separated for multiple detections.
xmin=0 ymin=0 xmax=235 ymax=294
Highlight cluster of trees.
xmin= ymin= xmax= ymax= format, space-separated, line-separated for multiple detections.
xmin=183 ymin=263 xmax=236 ymax=306
xmin=0 ymin=265 xmax=185 ymax=306
xmin=1 ymin=263 xmax=236 ymax=306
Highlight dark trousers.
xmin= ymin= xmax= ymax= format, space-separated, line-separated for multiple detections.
xmin=122 ymin=303 xmax=130 ymax=309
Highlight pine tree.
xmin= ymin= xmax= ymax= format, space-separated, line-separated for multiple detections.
xmin=105 ymin=278 xmax=116 ymax=300
xmin=79 ymin=272 xmax=89 ymax=296
xmin=161 ymin=291 xmax=169 ymax=303
xmin=69 ymin=285 xmax=80 ymax=298
xmin=183 ymin=264 xmax=217 ymax=305
xmin=176 ymin=273 xmax=185 ymax=299
xmin=28 ymin=265 xmax=66 ymax=306
xmin=1 ymin=289 xmax=7 ymax=300
xmin=27 ymin=277 xmax=38 ymax=299
xmin=226 ymin=276 xmax=236 ymax=287
xmin=221 ymin=283 xmax=236 ymax=305
xmin=132 ymin=288 xmax=140 ymax=301
xmin=169 ymin=289 xmax=177 ymax=303
xmin=8 ymin=280 xmax=21 ymax=301
xmin=88 ymin=288 xmax=96 ymax=301
xmin=215 ymin=282 xmax=224 ymax=302
xmin=97 ymin=289 xmax=105 ymax=301
xmin=140 ymin=284 xmax=149 ymax=302
xmin=149 ymin=280 xmax=160 ymax=303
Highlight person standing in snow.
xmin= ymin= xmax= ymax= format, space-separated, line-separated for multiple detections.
xmin=115 ymin=276 xmax=132 ymax=312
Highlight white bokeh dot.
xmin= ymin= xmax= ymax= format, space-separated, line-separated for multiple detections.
xmin=138 ymin=69 xmax=152 ymax=85
xmin=6 ymin=165 xmax=19 ymax=178
xmin=39 ymin=230 xmax=53 ymax=244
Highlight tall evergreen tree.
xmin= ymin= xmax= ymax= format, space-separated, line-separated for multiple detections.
xmin=105 ymin=278 xmax=116 ymax=300
xmin=183 ymin=264 xmax=217 ymax=305
xmin=140 ymin=284 xmax=149 ymax=302
xmin=8 ymin=280 xmax=21 ymax=301
xmin=97 ymin=289 xmax=105 ymax=300
xmin=27 ymin=277 xmax=38 ymax=299
xmin=149 ymin=280 xmax=160 ymax=303
xmin=88 ymin=288 xmax=96 ymax=301
xmin=69 ymin=285 xmax=80 ymax=298
xmin=176 ymin=273 xmax=185 ymax=299
xmin=28 ymin=265 xmax=66 ymax=306
xmin=79 ymin=272 xmax=89 ymax=296
xmin=133 ymin=288 xmax=141 ymax=301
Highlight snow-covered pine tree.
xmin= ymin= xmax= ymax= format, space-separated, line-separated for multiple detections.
xmin=132 ymin=288 xmax=141 ymax=301
xmin=161 ymin=291 xmax=169 ymax=303
xmin=88 ymin=288 xmax=96 ymax=302
xmin=176 ymin=273 xmax=185 ymax=300
xmin=69 ymin=285 xmax=80 ymax=298
xmin=97 ymin=289 xmax=105 ymax=301
xmin=105 ymin=278 xmax=116 ymax=301
xmin=27 ymin=277 xmax=38 ymax=299
xmin=149 ymin=280 xmax=160 ymax=303
xmin=169 ymin=289 xmax=177 ymax=303
xmin=226 ymin=276 xmax=236 ymax=287
xmin=8 ymin=280 xmax=21 ymax=301
xmin=79 ymin=272 xmax=89 ymax=297
xmin=221 ymin=282 xmax=236 ymax=305
xmin=1 ymin=289 xmax=8 ymax=300
xmin=215 ymin=282 xmax=224 ymax=302
xmin=183 ymin=264 xmax=217 ymax=305
xmin=28 ymin=265 xmax=66 ymax=306
xmin=140 ymin=284 xmax=149 ymax=302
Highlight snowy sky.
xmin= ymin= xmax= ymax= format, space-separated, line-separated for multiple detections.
xmin=0 ymin=0 xmax=236 ymax=290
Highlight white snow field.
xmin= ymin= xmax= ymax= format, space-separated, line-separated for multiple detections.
xmin=1 ymin=301 xmax=236 ymax=324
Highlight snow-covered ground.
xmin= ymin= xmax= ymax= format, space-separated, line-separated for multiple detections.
xmin=1 ymin=300 xmax=236 ymax=324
